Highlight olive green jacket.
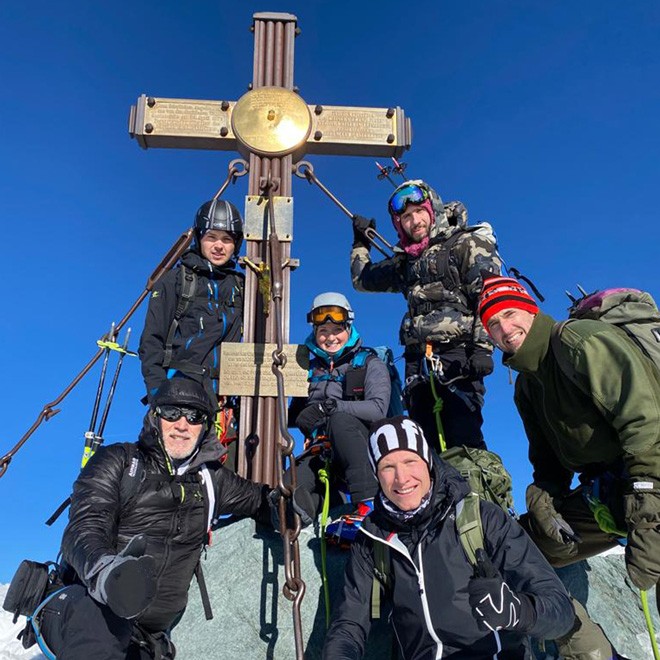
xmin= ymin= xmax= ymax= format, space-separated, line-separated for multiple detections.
xmin=505 ymin=312 xmax=660 ymax=496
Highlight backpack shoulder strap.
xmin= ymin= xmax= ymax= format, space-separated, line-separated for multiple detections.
xmin=163 ymin=265 xmax=197 ymax=369
xmin=351 ymin=347 xmax=376 ymax=369
xmin=371 ymin=539 xmax=390 ymax=619
xmin=455 ymin=493 xmax=484 ymax=567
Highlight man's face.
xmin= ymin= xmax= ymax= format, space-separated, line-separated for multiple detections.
xmin=377 ymin=450 xmax=431 ymax=511
xmin=400 ymin=204 xmax=432 ymax=243
xmin=200 ymin=229 xmax=236 ymax=266
xmin=314 ymin=321 xmax=349 ymax=354
xmin=487 ymin=308 xmax=536 ymax=353
xmin=158 ymin=408 xmax=205 ymax=460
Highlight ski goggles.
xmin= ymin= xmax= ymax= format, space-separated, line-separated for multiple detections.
xmin=155 ymin=405 xmax=208 ymax=425
xmin=388 ymin=184 xmax=430 ymax=215
xmin=307 ymin=305 xmax=349 ymax=326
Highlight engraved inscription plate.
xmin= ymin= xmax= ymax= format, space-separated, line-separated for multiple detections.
xmin=218 ymin=343 xmax=309 ymax=397
xmin=231 ymin=87 xmax=312 ymax=156
xmin=313 ymin=106 xmax=394 ymax=144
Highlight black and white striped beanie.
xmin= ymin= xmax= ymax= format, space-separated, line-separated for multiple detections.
xmin=368 ymin=416 xmax=433 ymax=472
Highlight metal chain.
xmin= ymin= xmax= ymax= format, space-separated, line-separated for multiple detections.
xmin=262 ymin=175 xmax=306 ymax=658
xmin=0 ymin=160 xmax=248 ymax=479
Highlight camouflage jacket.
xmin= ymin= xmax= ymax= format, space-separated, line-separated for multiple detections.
xmin=351 ymin=188 xmax=502 ymax=353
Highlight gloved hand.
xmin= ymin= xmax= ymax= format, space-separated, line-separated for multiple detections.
xmin=624 ymin=488 xmax=660 ymax=590
xmin=468 ymin=549 xmax=536 ymax=633
xmin=295 ymin=403 xmax=326 ymax=438
xmin=352 ymin=215 xmax=375 ymax=249
xmin=525 ymin=484 xmax=581 ymax=560
xmin=87 ymin=535 xmax=156 ymax=619
xmin=466 ymin=348 xmax=494 ymax=379
xmin=269 ymin=486 xmax=316 ymax=529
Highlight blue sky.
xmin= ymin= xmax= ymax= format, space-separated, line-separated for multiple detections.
xmin=1 ymin=1 xmax=659 ymax=582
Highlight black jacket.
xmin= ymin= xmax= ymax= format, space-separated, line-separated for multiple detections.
xmin=323 ymin=461 xmax=574 ymax=659
xmin=60 ymin=414 xmax=268 ymax=632
xmin=139 ymin=250 xmax=244 ymax=397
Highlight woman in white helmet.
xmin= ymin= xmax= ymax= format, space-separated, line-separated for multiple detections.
xmin=290 ymin=292 xmax=392 ymax=539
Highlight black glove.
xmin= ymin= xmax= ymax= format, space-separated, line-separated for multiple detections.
xmin=269 ymin=486 xmax=316 ymax=530
xmin=468 ymin=549 xmax=536 ymax=633
xmin=466 ymin=348 xmax=494 ymax=379
xmin=295 ymin=403 xmax=326 ymax=438
xmin=87 ymin=535 xmax=156 ymax=619
xmin=352 ymin=215 xmax=375 ymax=248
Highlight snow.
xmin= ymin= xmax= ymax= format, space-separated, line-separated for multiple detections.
xmin=0 ymin=586 xmax=45 ymax=660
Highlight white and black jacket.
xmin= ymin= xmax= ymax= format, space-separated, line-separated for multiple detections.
xmin=323 ymin=461 xmax=574 ymax=659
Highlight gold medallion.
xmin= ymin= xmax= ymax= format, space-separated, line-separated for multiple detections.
xmin=231 ymin=87 xmax=312 ymax=156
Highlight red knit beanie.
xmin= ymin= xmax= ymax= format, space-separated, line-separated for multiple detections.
xmin=479 ymin=274 xmax=539 ymax=331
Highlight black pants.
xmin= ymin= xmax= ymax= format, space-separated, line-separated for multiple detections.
xmin=39 ymin=585 xmax=173 ymax=660
xmin=288 ymin=412 xmax=378 ymax=515
xmin=407 ymin=378 xmax=486 ymax=453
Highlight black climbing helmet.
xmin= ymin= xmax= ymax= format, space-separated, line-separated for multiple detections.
xmin=194 ymin=199 xmax=244 ymax=254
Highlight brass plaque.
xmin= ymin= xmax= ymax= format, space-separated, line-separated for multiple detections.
xmin=231 ymin=87 xmax=312 ymax=156
xmin=244 ymin=196 xmax=293 ymax=241
xmin=218 ymin=343 xmax=310 ymax=397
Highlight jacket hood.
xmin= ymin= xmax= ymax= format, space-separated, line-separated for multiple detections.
xmin=137 ymin=410 xmax=226 ymax=471
xmin=305 ymin=325 xmax=362 ymax=364
xmin=390 ymin=180 xmax=462 ymax=255
xmin=181 ymin=248 xmax=240 ymax=277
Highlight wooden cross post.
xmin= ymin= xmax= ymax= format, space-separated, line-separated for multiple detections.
xmin=128 ymin=11 xmax=412 ymax=486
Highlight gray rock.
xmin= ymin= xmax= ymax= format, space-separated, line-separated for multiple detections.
xmin=175 ymin=519 xmax=659 ymax=660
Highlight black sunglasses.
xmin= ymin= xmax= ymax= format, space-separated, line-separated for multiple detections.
xmin=155 ymin=405 xmax=208 ymax=425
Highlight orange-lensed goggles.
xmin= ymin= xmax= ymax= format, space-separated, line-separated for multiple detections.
xmin=307 ymin=305 xmax=349 ymax=326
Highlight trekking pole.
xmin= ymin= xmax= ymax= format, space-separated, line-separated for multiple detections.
xmin=293 ymin=160 xmax=395 ymax=259
xmin=640 ymin=589 xmax=660 ymax=660
xmin=83 ymin=328 xmax=137 ymax=468
xmin=46 ymin=328 xmax=137 ymax=526
xmin=0 ymin=228 xmax=193 ymax=479
xmin=87 ymin=322 xmax=116 ymax=437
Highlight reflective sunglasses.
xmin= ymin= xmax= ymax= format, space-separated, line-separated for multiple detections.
xmin=307 ymin=305 xmax=349 ymax=326
xmin=388 ymin=184 xmax=429 ymax=215
xmin=155 ymin=405 xmax=208 ymax=425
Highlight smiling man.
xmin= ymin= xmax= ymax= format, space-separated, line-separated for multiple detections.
xmin=323 ymin=416 xmax=574 ymax=659
xmin=478 ymin=273 xmax=660 ymax=656
xmin=350 ymin=180 xmax=502 ymax=454
xmin=33 ymin=377 xmax=273 ymax=660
